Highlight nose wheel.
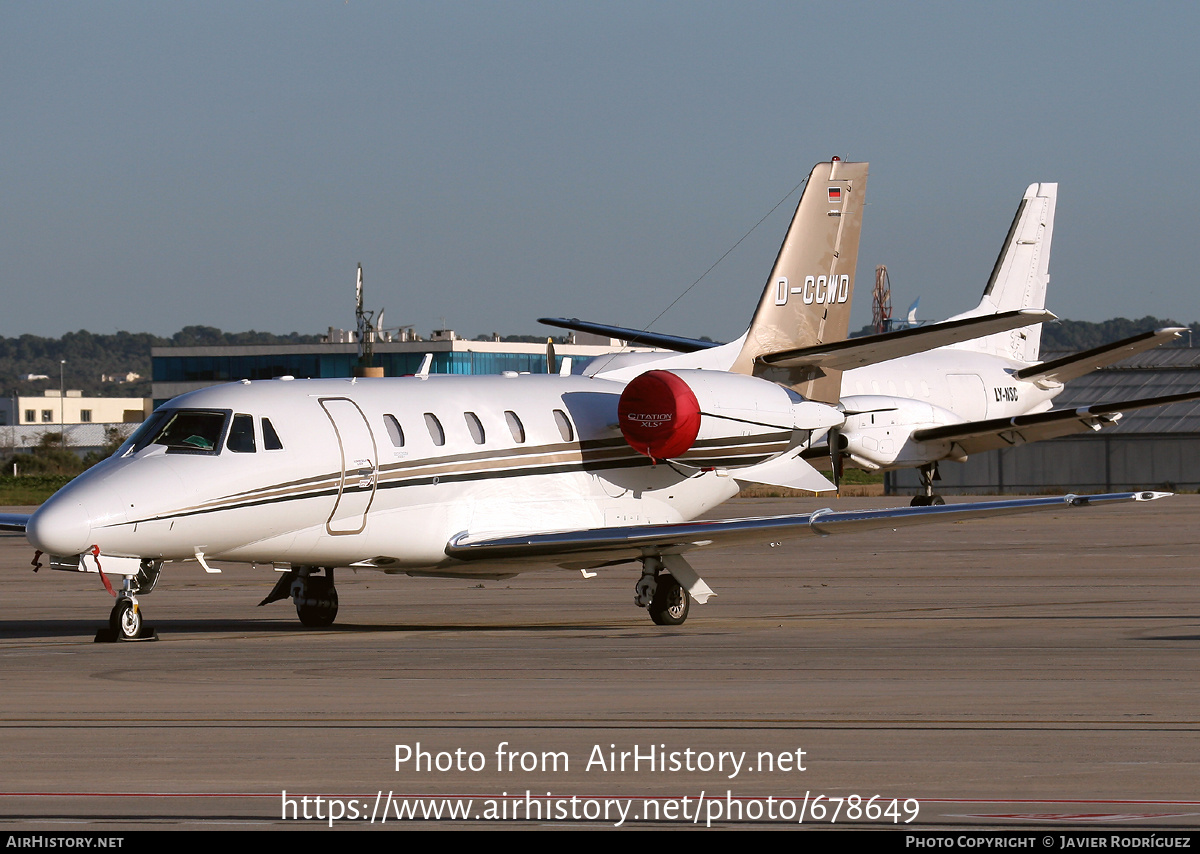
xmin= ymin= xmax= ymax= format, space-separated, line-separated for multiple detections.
xmin=110 ymin=598 xmax=142 ymax=640
xmin=91 ymin=560 xmax=160 ymax=642
xmin=96 ymin=593 xmax=156 ymax=642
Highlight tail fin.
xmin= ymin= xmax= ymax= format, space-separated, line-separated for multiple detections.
xmin=730 ymin=159 xmax=869 ymax=403
xmin=948 ymin=182 xmax=1057 ymax=363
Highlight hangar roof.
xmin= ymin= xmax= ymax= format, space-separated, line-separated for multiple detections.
xmin=1051 ymin=347 xmax=1200 ymax=434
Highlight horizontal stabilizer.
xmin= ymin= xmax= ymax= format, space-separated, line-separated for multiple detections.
xmin=1014 ymin=328 xmax=1187 ymax=385
xmin=538 ymin=317 xmax=719 ymax=352
xmin=910 ymin=389 xmax=1200 ymax=455
xmin=446 ymin=492 xmax=1166 ymax=567
xmin=757 ymin=309 xmax=1055 ymax=372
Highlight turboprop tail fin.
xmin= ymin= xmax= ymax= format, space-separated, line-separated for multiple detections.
xmin=947 ymin=182 xmax=1057 ymax=363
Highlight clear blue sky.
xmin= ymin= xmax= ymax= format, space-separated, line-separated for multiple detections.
xmin=3 ymin=2 xmax=1197 ymax=341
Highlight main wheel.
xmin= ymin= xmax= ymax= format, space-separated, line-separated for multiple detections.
xmin=109 ymin=599 xmax=142 ymax=640
xmin=648 ymin=574 xmax=689 ymax=626
xmin=296 ymin=585 xmax=338 ymax=628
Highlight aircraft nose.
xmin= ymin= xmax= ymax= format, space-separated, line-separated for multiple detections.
xmin=27 ymin=498 xmax=94 ymax=556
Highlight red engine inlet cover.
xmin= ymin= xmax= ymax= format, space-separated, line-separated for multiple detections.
xmin=617 ymin=370 xmax=702 ymax=460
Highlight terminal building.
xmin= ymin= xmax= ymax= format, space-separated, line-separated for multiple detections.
xmin=886 ymin=348 xmax=1200 ymax=495
xmin=151 ymin=332 xmax=641 ymax=408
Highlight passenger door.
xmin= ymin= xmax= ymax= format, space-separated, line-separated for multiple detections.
xmin=320 ymin=398 xmax=378 ymax=535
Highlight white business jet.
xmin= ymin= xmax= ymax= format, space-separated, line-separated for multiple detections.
xmin=549 ymin=183 xmax=1200 ymax=505
xmin=0 ymin=159 xmax=1168 ymax=639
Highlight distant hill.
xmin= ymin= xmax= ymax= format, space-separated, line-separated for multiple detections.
xmin=0 ymin=326 xmax=321 ymax=398
xmin=1040 ymin=317 xmax=1199 ymax=351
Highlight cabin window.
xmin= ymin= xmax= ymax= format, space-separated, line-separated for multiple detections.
xmin=24 ymin=410 xmax=34 ymax=424
xmin=424 ymin=413 xmax=445 ymax=446
xmin=504 ymin=410 xmax=525 ymax=443
xmin=41 ymin=410 xmax=53 ymax=423
xmin=384 ymin=414 xmax=405 ymax=447
xmin=262 ymin=418 xmax=283 ymax=450
xmin=553 ymin=409 xmax=574 ymax=442
xmin=464 ymin=412 xmax=485 ymax=444
xmin=227 ymin=413 xmax=256 ymax=453
xmin=80 ymin=410 xmax=92 ymax=423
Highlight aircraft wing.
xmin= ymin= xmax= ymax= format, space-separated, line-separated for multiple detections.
xmin=538 ymin=317 xmax=720 ymax=352
xmin=446 ymin=492 xmax=1163 ymax=569
xmin=910 ymin=390 xmax=1200 ymax=455
xmin=0 ymin=514 xmax=29 ymax=534
xmin=1014 ymin=328 xmax=1187 ymax=385
xmin=757 ymin=309 xmax=1055 ymax=371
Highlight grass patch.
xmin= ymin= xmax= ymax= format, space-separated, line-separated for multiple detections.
xmin=0 ymin=475 xmax=75 ymax=506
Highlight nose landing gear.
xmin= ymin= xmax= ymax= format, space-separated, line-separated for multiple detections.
xmin=95 ymin=566 xmax=159 ymax=642
xmin=108 ymin=597 xmax=142 ymax=640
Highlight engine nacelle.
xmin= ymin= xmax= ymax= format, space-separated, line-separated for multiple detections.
xmin=838 ymin=394 xmax=963 ymax=470
xmin=618 ymin=369 xmax=843 ymax=465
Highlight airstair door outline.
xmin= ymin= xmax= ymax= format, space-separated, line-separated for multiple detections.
xmin=320 ymin=398 xmax=378 ymax=535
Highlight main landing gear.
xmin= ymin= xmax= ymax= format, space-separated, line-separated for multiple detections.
xmin=910 ymin=462 xmax=946 ymax=507
xmin=259 ymin=566 xmax=339 ymax=628
xmin=635 ymin=556 xmax=690 ymax=626
xmin=95 ymin=560 xmax=161 ymax=642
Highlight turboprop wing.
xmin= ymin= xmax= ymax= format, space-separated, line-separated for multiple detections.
xmin=909 ymin=390 xmax=1200 ymax=455
xmin=1013 ymin=328 xmax=1189 ymax=386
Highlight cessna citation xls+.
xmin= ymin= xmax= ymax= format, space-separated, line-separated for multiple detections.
xmin=0 ymin=158 xmax=1169 ymax=639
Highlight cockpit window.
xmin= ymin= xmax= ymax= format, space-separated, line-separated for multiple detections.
xmin=227 ymin=414 xmax=256 ymax=453
xmin=127 ymin=409 xmax=230 ymax=455
xmin=121 ymin=410 xmax=170 ymax=456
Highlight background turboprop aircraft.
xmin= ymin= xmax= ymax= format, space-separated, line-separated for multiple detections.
xmin=546 ymin=182 xmax=1200 ymax=504
xmin=0 ymin=159 xmax=1174 ymax=640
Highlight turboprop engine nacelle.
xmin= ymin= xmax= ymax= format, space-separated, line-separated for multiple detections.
xmin=617 ymin=369 xmax=843 ymax=464
xmin=838 ymin=394 xmax=964 ymax=470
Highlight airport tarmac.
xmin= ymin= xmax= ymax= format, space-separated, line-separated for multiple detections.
xmin=1 ymin=494 xmax=1198 ymax=830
